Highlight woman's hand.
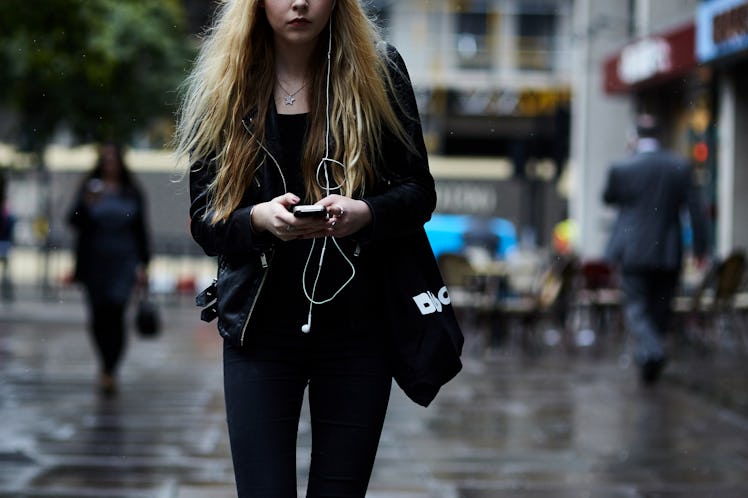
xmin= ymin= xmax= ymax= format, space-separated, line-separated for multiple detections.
xmin=250 ymin=193 xmax=331 ymax=241
xmin=314 ymin=195 xmax=372 ymax=239
xmin=250 ymin=193 xmax=371 ymax=241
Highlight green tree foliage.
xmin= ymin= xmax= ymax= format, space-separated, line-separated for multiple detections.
xmin=0 ymin=0 xmax=193 ymax=152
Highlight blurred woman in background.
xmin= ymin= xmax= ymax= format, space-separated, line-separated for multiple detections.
xmin=68 ymin=143 xmax=151 ymax=395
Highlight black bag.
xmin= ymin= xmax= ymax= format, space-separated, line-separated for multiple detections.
xmin=381 ymin=228 xmax=464 ymax=407
xmin=135 ymin=296 xmax=161 ymax=338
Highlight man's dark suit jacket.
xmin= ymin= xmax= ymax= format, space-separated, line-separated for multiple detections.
xmin=603 ymin=147 xmax=709 ymax=272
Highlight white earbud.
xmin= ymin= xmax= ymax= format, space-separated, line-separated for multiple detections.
xmin=301 ymin=311 xmax=312 ymax=334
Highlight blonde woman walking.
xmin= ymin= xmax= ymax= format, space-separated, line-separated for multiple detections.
xmin=175 ymin=1 xmax=437 ymax=496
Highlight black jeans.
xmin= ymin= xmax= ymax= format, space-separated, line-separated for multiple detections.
xmin=223 ymin=339 xmax=392 ymax=498
xmin=86 ymin=296 xmax=127 ymax=375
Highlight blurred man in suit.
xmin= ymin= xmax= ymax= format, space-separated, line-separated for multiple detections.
xmin=603 ymin=114 xmax=709 ymax=385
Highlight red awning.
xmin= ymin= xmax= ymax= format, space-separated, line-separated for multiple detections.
xmin=603 ymin=23 xmax=696 ymax=94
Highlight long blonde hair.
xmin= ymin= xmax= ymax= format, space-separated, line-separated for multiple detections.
xmin=174 ymin=0 xmax=415 ymax=224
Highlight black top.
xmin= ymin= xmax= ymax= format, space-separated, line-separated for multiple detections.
xmin=68 ymin=183 xmax=150 ymax=305
xmin=250 ymin=113 xmax=378 ymax=353
xmin=188 ymin=44 xmax=436 ymax=349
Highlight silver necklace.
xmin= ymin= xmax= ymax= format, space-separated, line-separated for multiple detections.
xmin=277 ymin=80 xmax=307 ymax=106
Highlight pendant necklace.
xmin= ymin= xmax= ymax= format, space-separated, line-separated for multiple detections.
xmin=277 ymin=80 xmax=308 ymax=106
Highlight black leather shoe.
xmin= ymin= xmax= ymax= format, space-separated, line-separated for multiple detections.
xmin=640 ymin=357 xmax=667 ymax=385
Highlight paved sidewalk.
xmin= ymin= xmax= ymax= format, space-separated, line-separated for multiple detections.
xmin=2 ymin=291 xmax=748 ymax=497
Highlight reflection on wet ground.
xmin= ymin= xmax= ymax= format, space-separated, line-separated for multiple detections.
xmin=1 ymin=299 xmax=748 ymax=497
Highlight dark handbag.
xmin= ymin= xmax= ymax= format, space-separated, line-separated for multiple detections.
xmin=135 ymin=295 xmax=161 ymax=338
xmin=381 ymin=228 xmax=464 ymax=407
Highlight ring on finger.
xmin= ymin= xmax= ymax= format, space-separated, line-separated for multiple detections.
xmin=286 ymin=224 xmax=293 ymax=232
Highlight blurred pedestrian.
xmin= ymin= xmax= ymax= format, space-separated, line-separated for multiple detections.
xmin=174 ymin=0 xmax=440 ymax=496
xmin=0 ymin=173 xmax=16 ymax=301
xmin=603 ymin=113 xmax=709 ymax=385
xmin=67 ymin=143 xmax=151 ymax=395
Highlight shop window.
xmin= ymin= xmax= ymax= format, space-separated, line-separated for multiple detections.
xmin=517 ymin=11 xmax=556 ymax=71
xmin=453 ymin=0 xmax=491 ymax=69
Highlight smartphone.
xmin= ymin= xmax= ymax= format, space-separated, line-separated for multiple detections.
xmin=292 ymin=205 xmax=328 ymax=218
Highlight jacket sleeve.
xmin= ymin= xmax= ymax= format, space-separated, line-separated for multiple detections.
xmin=189 ymin=156 xmax=274 ymax=258
xmin=360 ymin=45 xmax=437 ymax=242
xmin=602 ymin=165 xmax=619 ymax=205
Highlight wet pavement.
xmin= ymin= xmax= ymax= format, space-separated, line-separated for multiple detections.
xmin=2 ymin=290 xmax=748 ymax=497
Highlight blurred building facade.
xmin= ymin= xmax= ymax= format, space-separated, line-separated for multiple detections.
xmin=13 ymin=0 xmax=748 ymax=291
xmin=181 ymin=0 xmax=748 ymax=261
xmin=571 ymin=0 xmax=748 ymax=260
xmin=1 ymin=1 xmax=575 ymax=256
xmin=376 ymin=0 xmax=574 ymax=246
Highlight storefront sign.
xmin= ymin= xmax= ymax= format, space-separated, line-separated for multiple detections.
xmin=448 ymin=87 xmax=570 ymax=117
xmin=435 ymin=182 xmax=500 ymax=215
xmin=603 ymin=23 xmax=696 ymax=94
xmin=617 ymin=38 xmax=671 ymax=84
xmin=697 ymin=0 xmax=748 ymax=62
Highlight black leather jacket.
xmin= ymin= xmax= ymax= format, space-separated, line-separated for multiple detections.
xmin=189 ymin=45 xmax=436 ymax=346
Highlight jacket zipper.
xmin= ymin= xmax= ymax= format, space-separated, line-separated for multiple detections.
xmin=237 ymin=118 xmax=286 ymax=346
xmin=240 ymin=251 xmax=271 ymax=346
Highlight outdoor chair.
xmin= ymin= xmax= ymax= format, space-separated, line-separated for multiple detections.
xmin=676 ymin=249 xmax=747 ymax=351
xmin=496 ymin=254 xmax=579 ymax=353
xmin=437 ymin=252 xmax=494 ymax=335
xmin=572 ymin=259 xmax=624 ymax=347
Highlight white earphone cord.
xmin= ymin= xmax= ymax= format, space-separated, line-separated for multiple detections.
xmin=301 ymin=19 xmax=356 ymax=332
